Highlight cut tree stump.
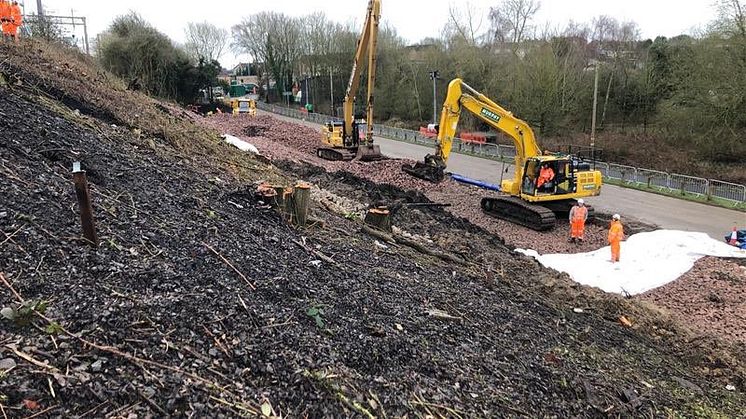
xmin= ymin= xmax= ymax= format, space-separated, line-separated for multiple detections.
xmin=290 ymin=182 xmax=311 ymax=227
xmin=364 ymin=207 xmax=391 ymax=232
xmin=272 ymin=185 xmax=291 ymax=212
xmin=255 ymin=183 xmax=277 ymax=204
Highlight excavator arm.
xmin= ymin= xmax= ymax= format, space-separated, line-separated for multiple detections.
xmin=404 ymin=78 xmax=542 ymax=183
xmin=318 ymin=0 xmax=382 ymax=161
xmin=342 ymin=0 xmax=380 ymax=145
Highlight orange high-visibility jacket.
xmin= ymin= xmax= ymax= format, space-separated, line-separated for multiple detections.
xmin=0 ymin=1 xmax=11 ymax=22
xmin=10 ymin=2 xmax=21 ymax=25
xmin=608 ymin=221 xmax=624 ymax=243
xmin=569 ymin=205 xmax=588 ymax=222
xmin=537 ymin=166 xmax=555 ymax=186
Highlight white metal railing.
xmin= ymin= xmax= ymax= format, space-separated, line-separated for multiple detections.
xmin=257 ymin=102 xmax=746 ymax=205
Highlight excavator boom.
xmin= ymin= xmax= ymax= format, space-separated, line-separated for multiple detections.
xmin=404 ymin=79 xmax=540 ymax=184
xmin=319 ymin=0 xmax=382 ymax=161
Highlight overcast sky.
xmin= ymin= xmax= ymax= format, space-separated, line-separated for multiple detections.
xmin=31 ymin=0 xmax=715 ymax=67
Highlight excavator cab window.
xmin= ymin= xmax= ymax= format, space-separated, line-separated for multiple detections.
xmin=554 ymin=160 xmax=571 ymax=195
xmin=521 ymin=160 xmax=539 ymax=195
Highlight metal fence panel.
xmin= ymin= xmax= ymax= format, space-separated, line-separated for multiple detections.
xmin=668 ymin=173 xmax=709 ymax=196
xmin=708 ymin=180 xmax=746 ymax=202
xmin=607 ymin=163 xmax=637 ymax=183
xmin=498 ymin=145 xmax=516 ymax=159
xmin=634 ymin=168 xmax=669 ymax=190
xmin=596 ymin=162 xmax=610 ymax=178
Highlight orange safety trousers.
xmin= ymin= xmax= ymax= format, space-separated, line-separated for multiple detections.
xmin=571 ymin=220 xmax=585 ymax=239
xmin=610 ymin=241 xmax=620 ymax=262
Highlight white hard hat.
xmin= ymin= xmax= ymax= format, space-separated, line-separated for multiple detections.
xmin=612 ymin=214 xmax=620 ymax=220
xmin=577 ymin=199 xmax=584 ymax=205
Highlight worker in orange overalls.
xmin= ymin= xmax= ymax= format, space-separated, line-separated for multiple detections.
xmin=536 ymin=163 xmax=555 ymax=191
xmin=608 ymin=213 xmax=624 ymax=263
xmin=0 ymin=0 xmax=10 ymax=41
xmin=7 ymin=1 xmax=21 ymax=42
xmin=568 ymin=199 xmax=588 ymax=243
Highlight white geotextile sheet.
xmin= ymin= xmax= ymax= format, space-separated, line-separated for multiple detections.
xmin=222 ymin=134 xmax=259 ymax=154
xmin=516 ymin=230 xmax=746 ymax=295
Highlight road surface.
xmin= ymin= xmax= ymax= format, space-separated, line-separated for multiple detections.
xmin=259 ymin=110 xmax=745 ymax=240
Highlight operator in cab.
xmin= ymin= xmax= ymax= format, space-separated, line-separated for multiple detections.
xmin=536 ymin=163 xmax=555 ymax=191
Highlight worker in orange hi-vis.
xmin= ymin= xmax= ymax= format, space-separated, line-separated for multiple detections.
xmin=536 ymin=163 xmax=555 ymax=191
xmin=568 ymin=199 xmax=588 ymax=243
xmin=0 ymin=0 xmax=10 ymax=41
xmin=608 ymin=214 xmax=624 ymax=263
xmin=8 ymin=1 xmax=21 ymax=43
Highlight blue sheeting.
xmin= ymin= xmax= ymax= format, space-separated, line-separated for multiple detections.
xmin=450 ymin=173 xmax=502 ymax=192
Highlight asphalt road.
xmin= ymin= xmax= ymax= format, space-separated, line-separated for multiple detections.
xmin=260 ymin=110 xmax=746 ymax=240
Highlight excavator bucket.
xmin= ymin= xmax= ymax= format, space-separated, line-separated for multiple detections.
xmin=355 ymin=144 xmax=383 ymax=162
xmin=402 ymin=161 xmax=446 ymax=183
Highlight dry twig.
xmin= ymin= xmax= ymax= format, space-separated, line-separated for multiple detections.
xmin=202 ymin=242 xmax=256 ymax=290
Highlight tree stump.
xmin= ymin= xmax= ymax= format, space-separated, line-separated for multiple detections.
xmin=255 ymin=183 xmax=277 ymax=204
xmin=364 ymin=207 xmax=391 ymax=232
xmin=290 ymin=182 xmax=312 ymax=227
xmin=272 ymin=186 xmax=291 ymax=212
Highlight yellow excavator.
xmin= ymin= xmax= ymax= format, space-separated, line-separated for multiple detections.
xmin=403 ymin=78 xmax=603 ymax=231
xmin=318 ymin=0 xmax=383 ymax=161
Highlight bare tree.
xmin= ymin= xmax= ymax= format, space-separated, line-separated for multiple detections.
xmin=446 ymin=3 xmax=487 ymax=46
xmin=232 ymin=12 xmax=304 ymax=100
xmin=488 ymin=0 xmax=541 ymax=46
xmin=184 ymin=22 xmax=228 ymax=62
xmin=713 ymin=0 xmax=746 ymax=38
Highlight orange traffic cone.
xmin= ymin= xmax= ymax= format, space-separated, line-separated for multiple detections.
xmin=729 ymin=227 xmax=738 ymax=245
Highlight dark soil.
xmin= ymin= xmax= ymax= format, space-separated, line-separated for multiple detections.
xmin=1 ymin=41 xmax=745 ymax=418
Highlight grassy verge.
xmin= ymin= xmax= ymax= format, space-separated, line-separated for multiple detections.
xmin=603 ymin=178 xmax=746 ymax=212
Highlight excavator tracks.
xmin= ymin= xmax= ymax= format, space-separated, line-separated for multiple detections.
xmin=480 ymin=196 xmax=557 ymax=231
xmin=317 ymin=148 xmax=356 ymax=161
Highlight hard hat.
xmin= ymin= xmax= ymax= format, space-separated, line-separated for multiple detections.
xmin=612 ymin=214 xmax=620 ymax=220
xmin=577 ymin=199 xmax=584 ymax=205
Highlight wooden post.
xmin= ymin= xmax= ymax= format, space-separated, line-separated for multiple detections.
xmin=72 ymin=162 xmax=98 ymax=248
xmin=364 ymin=207 xmax=391 ymax=232
xmin=291 ymin=182 xmax=311 ymax=227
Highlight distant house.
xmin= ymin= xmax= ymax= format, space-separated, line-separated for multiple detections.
xmin=218 ymin=63 xmax=263 ymax=97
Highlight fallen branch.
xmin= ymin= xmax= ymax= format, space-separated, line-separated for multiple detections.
xmin=292 ymin=239 xmax=338 ymax=266
xmin=202 ymin=242 xmax=256 ymax=290
xmin=360 ymin=225 xmax=466 ymax=265
xmin=137 ymin=389 xmax=168 ymax=416
xmin=360 ymin=225 xmax=396 ymax=244
xmin=0 ymin=272 xmax=23 ymax=302
xmin=0 ymin=225 xmax=26 ymax=253
xmin=21 ymin=404 xmax=59 ymax=419
xmin=5 ymin=346 xmax=61 ymax=374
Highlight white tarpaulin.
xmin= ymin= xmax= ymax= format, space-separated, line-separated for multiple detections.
xmin=222 ymin=134 xmax=259 ymax=154
xmin=517 ymin=230 xmax=746 ymax=295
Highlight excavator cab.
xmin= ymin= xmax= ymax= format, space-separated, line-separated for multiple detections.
xmin=319 ymin=120 xmax=382 ymax=161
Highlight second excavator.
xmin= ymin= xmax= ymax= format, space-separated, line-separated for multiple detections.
xmin=403 ymin=78 xmax=603 ymax=231
xmin=318 ymin=0 xmax=383 ymax=161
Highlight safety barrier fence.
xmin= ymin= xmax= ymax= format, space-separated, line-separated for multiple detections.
xmin=257 ymin=102 xmax=746 ymax=205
